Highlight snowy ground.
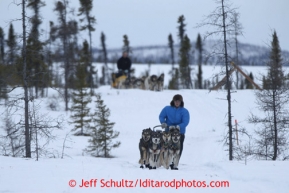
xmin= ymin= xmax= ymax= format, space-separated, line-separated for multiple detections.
xmin=0 ymin=65 xmax=289 ymax=193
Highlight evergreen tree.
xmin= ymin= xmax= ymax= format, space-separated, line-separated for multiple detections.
xmin=196 ymin=33 xmax=203 ymax=89
xmin=6 ymin=24 xmax=16 ymax=65
xmin=245 ymin=72 xmax=254 ymax=89
xmin=168 ymin=68 xmax=179 ymax=90
xmin=100 ymin=32 xmax=109 ymax=85
xmin=27 ymin=0 xmax=47 ymax=98
xmin=70 ymin=40 xmax=91 ymax=136
xmin=0 ymin=27 xmax=7 ymax=99
xmin=168 ymin=33 xmax=178 ymax=90
xmin=87 ymin=94 xmax=120 ymax=157
xmin=249 ymin=31 xmax=289 ymax=160
xmin=177 ymin=15 xmax=186 ymax=43
xmin=122 ymin=35 xmax=132 ymax=55
xmin=0 ymin=65 xmax=8 ymax=100
xmin=0 ymin=27 xmax=5 ymax=64
xmin=78 ymin=0 xmax=96 ymax=94
xmin=51 ymin=0 xmax=79 ymax=110
xmin=67 ymin=20 xmax=79 ymax=89
xmin=179 ymin=35 xmax=192 ymax=89
xmin=168 ymin=33 xmax=175 ymax=68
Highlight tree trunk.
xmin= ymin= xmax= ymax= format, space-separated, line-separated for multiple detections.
xmin=272 ymin=91 xmax=278 ymax=160
xmin=22 ymin=0 xmax=31 ymax=158
xmin=221 ymin=0 xmax=233 ymax=160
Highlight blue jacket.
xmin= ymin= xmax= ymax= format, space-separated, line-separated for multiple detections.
xmin=159 ymin=106 xmax=190 ymax=134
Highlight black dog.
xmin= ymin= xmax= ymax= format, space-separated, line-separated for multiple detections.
xmin=139 ymin=128 xmax=152 ymax=168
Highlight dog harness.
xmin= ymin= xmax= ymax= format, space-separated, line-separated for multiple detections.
xmin=162 ymin=141 xmax=171 ymax=150
xmin=170 ymin=141 xmax=180 ymax=150
xmin=149 ymin=142 xmax=161 ymax=153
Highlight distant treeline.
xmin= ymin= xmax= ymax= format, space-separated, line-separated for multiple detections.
xmin=93 ymin=41 xmax=289 ymax=66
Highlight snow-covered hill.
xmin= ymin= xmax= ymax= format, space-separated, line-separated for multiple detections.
xmin=95 ymin=41 xmax=289 ymax=66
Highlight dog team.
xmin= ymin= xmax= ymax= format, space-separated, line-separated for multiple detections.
xmin=111 ymin=51 xmax=165 ymax=90
xmin=111 ymin=72 xmax=165 ymax=91
xmin=139 ymin=94 xmax=190 ymax=170
xmin=139 ymin=126 xmax=182 ymax=170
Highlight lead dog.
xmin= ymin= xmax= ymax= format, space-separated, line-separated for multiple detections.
xmin=148 ymin=131 xmax=162 ymax=169
xmin=159 ymin=131 xmax=172 ymax=169
xmin=139 ymin=128 xmax=152 ymax=168
xmin=168 ymin=127 xmax=181 ymax=170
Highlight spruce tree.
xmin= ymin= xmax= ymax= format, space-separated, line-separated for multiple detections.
xmin=6 ymin=24 xmax=16 ymax=65
xmin=78 ymin=0 xmax=96 ymax=94
xmin=87 ymin=94 xmax=120 ymax=157
xmin=100 ymin=32 xmax=109 ymax=85
xmin=0 ymin=27 xmax=5 ymax=64
xmin=245 ymin=72 xmax=254 ymax=89
xmin=179 ymin=35 xmax=192 ymax=89
xmin=167 ymin=33 xmax=179 ymax=90
xmin=51 ymin=0 xmax=79 ymax=110
xmin=249 ymin=31 xmax=289 ymax=160
xmin=0 ymin=27 xmax=7 ymax=99
xmin=122 ymin=35 xmax=132 ymax=55
xmin=168 ymin=33 xmax=175 ymax=68
xmin=196 ymin=33 xmax=203 ymax=89
xmin=177 ymin=15 xmax=186 ymax=43
xmin=27 ymin=0 xmax=47 ymax=98
xmin=70 ymin=40 xmax=91 ymax=136
xmin=0 ymin=65 xmax=8 ymax=100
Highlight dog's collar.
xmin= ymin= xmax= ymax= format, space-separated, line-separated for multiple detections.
xmin=162 ymin=141 xmax=171 ymax=148
xmin=150 ymin=142 xmax=161 ymax=150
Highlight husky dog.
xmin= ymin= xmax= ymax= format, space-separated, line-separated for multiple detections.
xmin=148 ymin=131 xmax=162 ymax=169
xmin=156 ymin=73 xmax=165 ymax=91
xmin=159 ymin=131 xmax=172 ymax=169
xmin=144 ymin=75 xmax=158 ymax=91
xmin=168 ymin=130 xmax=181 ymax=170
xmin=169 ymin=125 xmax=180 ymax=134
xmin=111 ymin=72 xmax=127 ymax=89
xmin=139 ymin=128 xmax=152 ymax=168
xmin=133 ymin=77 xmax=145 ymax=89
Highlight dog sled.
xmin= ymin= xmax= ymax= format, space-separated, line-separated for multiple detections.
xmin=138 ymin=125 xmax=181 ymax=170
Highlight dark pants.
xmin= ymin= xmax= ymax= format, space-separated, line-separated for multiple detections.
xmin=180 ymin=134 xmax=185 ymax=158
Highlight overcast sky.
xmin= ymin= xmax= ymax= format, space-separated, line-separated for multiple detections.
xmin=0 ymin=0 xmax=288 ymax=51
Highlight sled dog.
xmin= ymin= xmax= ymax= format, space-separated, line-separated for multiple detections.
xmin=144 ymin=75 xmax=158 ymax=91
xmin=139 ymin=128 xmax=152 ymax=168
xmin=156 ymin=73 xmax=165 ymax=91
xmin=148 ymin=131 xmax=162 ymax=169
xmin=168 ymin=130 xmax=181 ymax=170
xmin=111 ymin=72 xmax=127 ymax=89
xmin=159 ymin=131 xmax=172 ymax=169
xmin=133 ymin=77 xmax=145 ymax=89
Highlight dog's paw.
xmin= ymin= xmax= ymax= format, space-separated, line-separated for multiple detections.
xmin=140 ymin=165 xmax=144 ymax=169
xmin=153 ymin=167 xmax=156 ymax=169
xmin=170 ymin=163 xmax=174 ymax=169
xmin=171 ymin=167 xmax=178 ymax=170
xmin=149 ymin=166 xmax=153 ymax=170
xmin=145 ymin=164 xmax=150 ymax=168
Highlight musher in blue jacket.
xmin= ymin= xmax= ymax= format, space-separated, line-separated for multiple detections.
xmin=159 ymin=94 xmax=190 ymax=160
